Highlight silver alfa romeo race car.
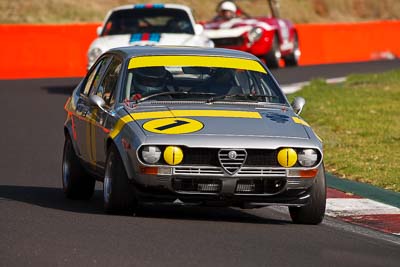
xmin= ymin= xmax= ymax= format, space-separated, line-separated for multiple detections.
xmin=63 ymin=46 xmax=326 ymax=224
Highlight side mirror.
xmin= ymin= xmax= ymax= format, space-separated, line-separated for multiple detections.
xmin=89 ymin=94 xmax=106 ymax=110
xmin=291 ymin=96 xmax=306 ymax=115
xmin=194 ymin=24 xmax=204 ymax=35
xmin=96 ymin=26 xmax=103 ymax=36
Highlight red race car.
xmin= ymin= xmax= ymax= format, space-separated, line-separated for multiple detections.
xmin=203 ymin=0 xmax=300 ymax=68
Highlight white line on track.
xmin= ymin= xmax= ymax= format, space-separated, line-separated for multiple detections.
xmin=280 ymin=76 xmax=347 ymax=94
xmin=266 ymin=206 xmax=400 ymax=245
xmin=326 ymin=198 xmax=400 ymax=217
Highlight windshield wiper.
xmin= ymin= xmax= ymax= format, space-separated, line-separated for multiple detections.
xmin=207 ymin=94 xmax=279 ymax=103
xmin=135 ymin=91 xmax=216 ymax=103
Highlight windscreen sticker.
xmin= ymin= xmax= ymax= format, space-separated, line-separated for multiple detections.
xmin=128 ymin=56 xmax=267 ymax=73
xmin=143 ymin=118 xmax=204 ymax=134
xmin=134 ymin=4 xmax=164 ymax=8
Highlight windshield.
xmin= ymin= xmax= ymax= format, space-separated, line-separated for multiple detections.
xmin=123 ymin=60 xmax=287 ymax=105
xmin=102 ymin=8 xmax=194 ymax=36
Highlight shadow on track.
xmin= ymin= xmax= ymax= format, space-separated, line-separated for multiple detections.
xmin=136 ymin=204 xmax=289 ymax=225
xmin=42 ymin=85 xmax=76 ymax=95
xmin=0 ymin=185 xmax=104 ymax=215
xmin=0 ymin=185 xmax=290 ymax=225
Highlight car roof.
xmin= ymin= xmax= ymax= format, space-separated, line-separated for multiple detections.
xmin=109 ymin=46 xmax=262 ymax=61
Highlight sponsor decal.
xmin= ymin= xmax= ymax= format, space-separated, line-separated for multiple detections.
xmin=265 ymin=112 xmax=290 ymax=123
xmin=143 ymin=118 xmax=204 ymax=134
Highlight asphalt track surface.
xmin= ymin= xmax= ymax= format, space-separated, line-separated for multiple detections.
xmin=1 ymin=60 xmax=400 ymax=266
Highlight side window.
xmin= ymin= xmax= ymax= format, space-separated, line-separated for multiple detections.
xmin=96 ymin=57 xmax=122 ymax=106
xmin=89 ymin=57 xmax=112 ymax=96
xmin=81 ymin=56 xmax=112 ymax=96
xmin=82 ymin=62 xmax=103 ymax=95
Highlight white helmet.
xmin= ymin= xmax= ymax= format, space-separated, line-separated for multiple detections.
xmin=219 ymin=1 xmax=237 ymax=13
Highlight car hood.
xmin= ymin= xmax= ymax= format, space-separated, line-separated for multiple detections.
xmin=204 ymin=18 xmax=276 ymax=38
xmin=127 ymin=104 xmax=310 ymax=140
xmin=90 ymin=33 xmax=202 ymax=50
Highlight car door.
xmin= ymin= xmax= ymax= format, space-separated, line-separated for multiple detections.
xmin=87 ymin=56 xmax=123 ymax=173
xmin=74 ymin=56 xmax=112 ymax=166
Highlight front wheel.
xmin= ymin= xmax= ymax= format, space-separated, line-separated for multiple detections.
xmin=289 ymin=163 xmax=326 ymax=224
xmin=264 ymin=33 xmax=281 ymax=69
xmin=62 ymin=136 xmax=95 ymax=200
xmin=284 ymin=32 xmax=300 ymax=67
xmin=103 ymin=144 xmax=137 ymax=214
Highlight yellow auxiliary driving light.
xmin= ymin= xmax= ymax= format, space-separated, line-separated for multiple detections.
xmin=164 ymin=146 xmax=183 ymax=165
xmin=277 ymin=148 xmax=297 ymax=167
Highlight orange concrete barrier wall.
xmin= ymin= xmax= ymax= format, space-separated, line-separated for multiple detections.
xmin=0 ymin=21 xmax=399 ymax=79
xmin=0 ymin=23 xmax=99 ymax=79
xmin=296 ymin=20 xmax=400 ymax=65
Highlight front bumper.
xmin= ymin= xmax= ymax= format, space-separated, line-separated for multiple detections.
xmin=131 ymin=166 xmax=315 ymax=207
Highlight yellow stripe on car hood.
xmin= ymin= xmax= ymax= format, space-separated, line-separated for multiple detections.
xmin=109 ymin=115 xmax=134 ymax=139
xmin=292 ymin=116 xmax=310 ymax=127
xmin=128 ymin=55 xmax=267 ymax=74
xmin=109 ymin=110 xmax=261 ymax=139
xmin=130 ymin=110 xmax=262 ymax=120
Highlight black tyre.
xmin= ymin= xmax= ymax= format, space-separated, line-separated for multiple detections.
xmin=264 ymin=33 xmax=281 ymax=69
xmin=289 ymin=163 xmax=326 ymax=225
xmin=62 ymin=136 xmax=95 ymax=200
xmin=103 ymin=144 xmax=137 ymax=214
xmin=284 ymin=32 xmax=300 ymax=67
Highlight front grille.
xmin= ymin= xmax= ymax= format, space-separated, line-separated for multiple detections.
xmin=174 ymin=166 xmax=224 ymax=175
xmin=218 ymin=149 xmax=247 ymax=175
xmin=173 ymin=166 xmax=286 ymax=177
xmin=172 ymin=177 xmax=286 ymax=195
xmin=245 ymin=149 xmax=278 ymax=166
xmin=182 ymin=148 xmax=219 ymax=165
xmin=237 ymin=167 xmax=286 ymax=176
xmin=180 ymin=148 xmax=278 ymax=167
xmin=236 ymin=178 xmax=286 ymax=194
xmin=172 ymin=178 xmax=221 ymax=193
xmin=212 ymin=37 xmax=244 ymax=47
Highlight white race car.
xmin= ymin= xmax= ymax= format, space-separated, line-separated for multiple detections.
xmin=87 ymin=3 xmax=214 ymax=69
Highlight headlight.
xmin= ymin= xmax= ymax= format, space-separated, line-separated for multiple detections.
xmin=298 ymin=149 xmax=318 ymax=167
xmin=164 ymin=146 xmax=183 ymax=165
xmin=142 ymin=146 xmax=161 ymax=164
xmin=277 ymin=148 xmax=297 ymax=168
xmin=248 ymin=27 xmax=263 ymax=43
xmin=207 ymin=39 xmax=215 ymax=48
xmin=88 ymin=48 xmax=102 ymax=67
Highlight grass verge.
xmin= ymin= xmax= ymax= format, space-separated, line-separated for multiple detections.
xmin=288 ymin=69 xmax=400 ymax=192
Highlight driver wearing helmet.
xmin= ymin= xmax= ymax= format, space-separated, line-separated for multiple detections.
xmin=213 ymin=1 xmax=237 ymax=21
xmin=131 ymin=67 xmax=170 ymax=99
